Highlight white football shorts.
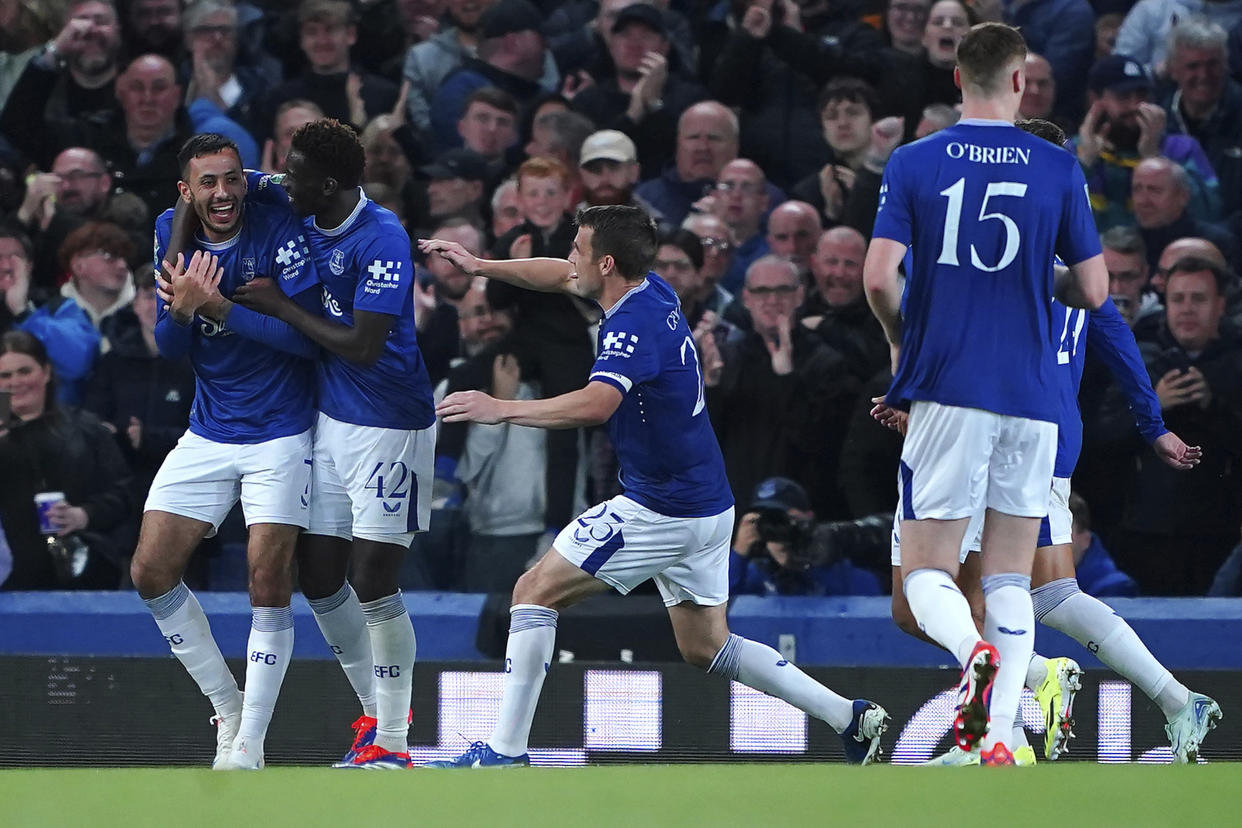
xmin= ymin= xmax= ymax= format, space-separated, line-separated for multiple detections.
xmin=1037 ymin=476 xmax=1073 ymax=548
xmin=899 ymin=401 xmax=1056 ymax=521
xmin=554 ymin=495 xmax=735 ymax=607
xmin=307 ymin=412 xmax=435 ymax=548
xmin=145 ymin=428 xmax=313 ymax=532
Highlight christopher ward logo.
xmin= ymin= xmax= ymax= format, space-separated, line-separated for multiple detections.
xmin=602 ymin=331 xmax=638 ymax=357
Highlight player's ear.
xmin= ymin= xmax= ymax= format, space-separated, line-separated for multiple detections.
xmin=1011 ymin=68 xmax=1022 ymax=95
xmin=953 ymin=65 xmax=962 ymax=91
xmin=176 ymin=180 xmax=192 ymax=203
xmin=322 ymin=176 xmax=339 ymax=197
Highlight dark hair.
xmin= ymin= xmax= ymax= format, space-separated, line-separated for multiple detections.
xmin=817 ymin=77 xmax=880 ymax=121
xmin=0 ymin=222 xmax=34 ymax=261
xmin=58 ymin=221 xmax=136 ymax=273
xmin=1099 ymin=225 xmax=1146 ymax=260
xmin=464 ymin=86 xmax=519 ymax=118
xmin=1166 ymin=255 xmax=1232 ymax=296
xmin=956 ymin=22 xmax=1027 ymax=94
xmin=177 ymin=133 xmax=242 ymax=177
xmin=575 ymin=205 xmax=657 ymax=280
xmin=0 ymin=329 xmax=56 ymax=409
xmin=291 ymin=118 xmax=367 ymax=189
xmin=1015 ymin=117 xmax=1066 ymax=147
xmin=658 ymin=229 xmax=704 ymax=271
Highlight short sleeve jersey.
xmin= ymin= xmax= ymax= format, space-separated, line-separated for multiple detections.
xmin=873 ymin=120 xmax=1102 ymax=422
xmin=588 ymin=275 xmax=734 ymax=518
xmin=154 ymin=202 xmax=318 ymax=443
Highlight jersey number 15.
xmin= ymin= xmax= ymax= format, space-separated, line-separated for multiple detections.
xmin=937 ymin=178 xmax=1029 ymax=273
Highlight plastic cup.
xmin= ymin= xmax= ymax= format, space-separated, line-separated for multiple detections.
xmin=34 ymin=491 xmax=65 ymax=535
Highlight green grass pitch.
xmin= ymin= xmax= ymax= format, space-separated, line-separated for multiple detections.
xmin=3 ymin=764 xmax=1238 ymax=827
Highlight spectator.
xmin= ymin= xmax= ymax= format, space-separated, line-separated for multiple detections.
xmin=55 ymin=220 xmax=136 ymax=341
xmin=0 ymin=330 xmax=135 ymax=589
xmin=913 ymin=102 xmax=959 ymax=138
xmin=1130 ymin=157 xmax=1237 ymax=273
xmin=0 ymin=0 xmax=48 ymax=113
xmin=404 ymin=0 xmax=559 ymax=137
xmin=577 ymin=129 xmax=656 ymax=220
xmin=83 ymin=263 xmax=193 ymax=502
xmin=1004 ymin=0 xmax=1095 ymax=123
xmin=448 ymin=282 xmax=547 ymax=593
xmin=883 ymin=0 xmax=931 ymax=56
xmin=1069 ymin=492 xmax=1138 ymax=599
xmin=181 ymin=0 xmax=271 ymax=137
xmin=355 ymin=0 xmax=444 ymax=80
xmin=1096 ymin=12 xmax=1123 ymax=59
xmin=652 ymin=227 xmax=704 ymax=312
xmin=457 ymin=87 xmax=520 ymax=170
xmin=360 ymin=113 xmax=421 ymax=223
xmin=1018 ymin=53 xmax=1056 ymax=121
xmin=712 ymin=158 xmax=775 ymax=294
xmin=1151 ymin=235 xmax=1227 ymax=298
xmin=420 ymin=147 xmax=490 ymax=233
xmin=419 ymin=219 xmax=485 ymax=386
xmin=526 ymin=109 xmax=594 ymax=193
xmin=260 ymin=98 xmax=324 ymax=174
xmin=1160 ymin=18 xmax=1242 ymax=218
xmin=790 ymin=78 xmax=902 ymax=234
xmin=547 ymin=0 xmax=696 ymax=84
xmin=1075 ymin=54 xmax=1222 ymax=231
xmin=709 ymin=0 xmax=887 ymax=189
xmin=492 ymin=156 xmax=576 ymax=259
xmin=681 ymin=210 xmax=735 ymax=316
xmin=1115 ymin=0 xmax=1242 ymax=76
xmin=257 ymin=0 xmax=399 ymax=139
xmin=878 ymin=0 xmax=970 ymax=132
xmin=0 ymin=0 xmax=125 ymax=163
xmin=0 ymin=223 xmax=100 ymax=405
xmin=634 ymin=100 xmax=741 ymax=226
xmin=126 ymin=0 xmax=183 ymax=61
xmin=765 ymin=201 xmax=820 ymax=275
xmin=1100 ymin=225 xmax=1159 ymax=329
xmin=706 ymin=255 xmax=859 ymax=517
xmin=429 ymin=0 xmax=557 ymax=154
xmin=729 ymin=476 xmax=883 ymax=597
xmin=1114 ymin=257 xmax=1242 ymax=594
xmin=801 ymin=226 xmax=888 ymax=381
xmin=14 ymin=147 xmax=118 ymax=296
xmin=490 ymin=176 xmax=522 ymax=241
xmin=570 ymin=3 xmax=707 ymax=179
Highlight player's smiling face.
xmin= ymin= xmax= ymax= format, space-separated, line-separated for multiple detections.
xmin=179 ymin=149 xmax=245 ymax=241
xmin=281 ymin=150 xmax=328 ymax=217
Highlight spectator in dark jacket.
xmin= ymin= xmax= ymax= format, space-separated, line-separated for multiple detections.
xmin=0 ymin=330 xmax=135 ymax=590
xmin=802 ymin=227 xmax=889 ymax=382
xmin=83 ymin=264 xmax=193 ymax=499
xmin=1111 ymin=257 xmax=1242 ymax=594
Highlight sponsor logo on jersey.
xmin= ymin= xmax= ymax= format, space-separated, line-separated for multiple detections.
xmin=330 ymin=248 xmax=345 ymax=275
xmin=277 ymin=236 xmax=310 ymax=279
xmin=601 ymin=330 xmax=638 ymax=358
xmin=322 ymin=286 xmax=344 ymax=317
xmin=363 ymin=259 xmax=402 ymax=295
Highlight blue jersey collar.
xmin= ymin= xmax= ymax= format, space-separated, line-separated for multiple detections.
xmin=604 ymin=277 xmax=650 ymax=318
xmin=195 ymin=227 xmax=242 ymax=251
xmin=957 ymin=118 xmax=1017 ymax=127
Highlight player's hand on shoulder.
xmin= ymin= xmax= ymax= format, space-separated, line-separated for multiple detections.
xmin=418 ymin=238 xmax=481 ymax=276
xmin=437 ymin=389 xmax=505 ymax=424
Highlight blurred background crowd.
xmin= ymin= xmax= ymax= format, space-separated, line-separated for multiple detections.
xmin=2 ymin=0 xmax=1242 ymax=599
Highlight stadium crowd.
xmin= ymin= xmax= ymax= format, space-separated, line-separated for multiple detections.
xmin=1 ymin=0 xmax=1241 ymax=598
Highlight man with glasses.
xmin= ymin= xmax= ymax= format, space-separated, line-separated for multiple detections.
xmin=682 ymin=211 xmax=735 ymax=315
xmin=712 ymin=158 xmax=772 ymax=293
xmin=707 ymin=255 xmax=858 ymax=518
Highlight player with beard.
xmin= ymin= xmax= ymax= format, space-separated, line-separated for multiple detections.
xmin=1075 ymin=54 xmax=1221 ymax=231
xmin=133 ymin=133 xmax=321 ymax=770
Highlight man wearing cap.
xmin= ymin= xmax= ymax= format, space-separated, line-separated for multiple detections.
xmin=569 ymin=3 xmax=706 ymax=178
xmin=256 ymin=0 xmax=398 ymax=139
xmin=729 ymin=476 xmax=883 ymax=597
xmin=1072 ymin=53 xmax=1221 ymax=230
xmin=430 ymin=0 xmax=557 ymax=153
xmin=577 ymin=128 xmax=663 ymax=222
xmin=420 ymin=147 xmax=490 ymax=233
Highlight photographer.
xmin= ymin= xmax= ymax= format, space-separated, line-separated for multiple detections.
xmin=729 ymin=477 xmax=882 ymax=597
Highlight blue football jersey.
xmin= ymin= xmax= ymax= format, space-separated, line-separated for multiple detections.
xmin=244 ymin=173 xmax=434 ymax=430
xmin=873 ymin=120 xmax=1102 ymax=422
xmin=153 ymin=202 xmax=319 ymax=443
xmin=1052 ymin=297 xmax=1165 ymax=477
xmin=589 ymin=275 xmax=734 ymax=518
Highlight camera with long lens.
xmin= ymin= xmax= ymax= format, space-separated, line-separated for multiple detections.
xmin=752 ymin=508 xmax=813 ymax=569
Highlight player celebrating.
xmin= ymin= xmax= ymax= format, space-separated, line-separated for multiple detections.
xmin=863 ymin=24 xmax=1110 ymax=765
xmin=133 ymin=134 xmax=321 ymax=770
xmin=883 ymin=118 xmax=1219 ymax=766
xmin=220 ymin=119 xmax=434 ymax=770
xmin=419 ymin=205 xmax=889 ymax=768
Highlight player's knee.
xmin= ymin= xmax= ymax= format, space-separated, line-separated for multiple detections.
xmin=678 ymin=639 xmax=719 ymax=670
xmin=248 ymin=561 xmax=293 ymax=607
xmin=130 ymin=549 xmax=179 ymax=599
xmin=510 ymin=567 xmax=549 ymax=607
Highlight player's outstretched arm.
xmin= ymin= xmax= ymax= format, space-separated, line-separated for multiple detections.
xmin=1056 ymin=253 xmax=1109 ymax=310
xmin=863 ymin=237 xmax=906 ymax=348
xmin=232 ymin=277 xmax=393 ymax=365
xmin=418 ymin=238 xmax=575 ymax=295
xmin=437 ymin=381 xmax=622 ymax=428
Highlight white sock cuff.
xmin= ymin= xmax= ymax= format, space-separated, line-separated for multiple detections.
xmin=982 ymin=573 xmax=1031 ymax=594
xmin=510 ymin=604 xmax=558 ymax=633
xmin=1031 ymin=577 xmax=1080 ymax=622
xmin=144 ymin=582 xmax=190 ymax=619
xmin=252 ymin=605 xmax=293 ymax=632
xmin=361 ymin=592 xmax=406 ymax=625
xmin=707 ymin=633 xmax=744 ymax=681
xmin=307 ymin=582 xmax=353 ymax=615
